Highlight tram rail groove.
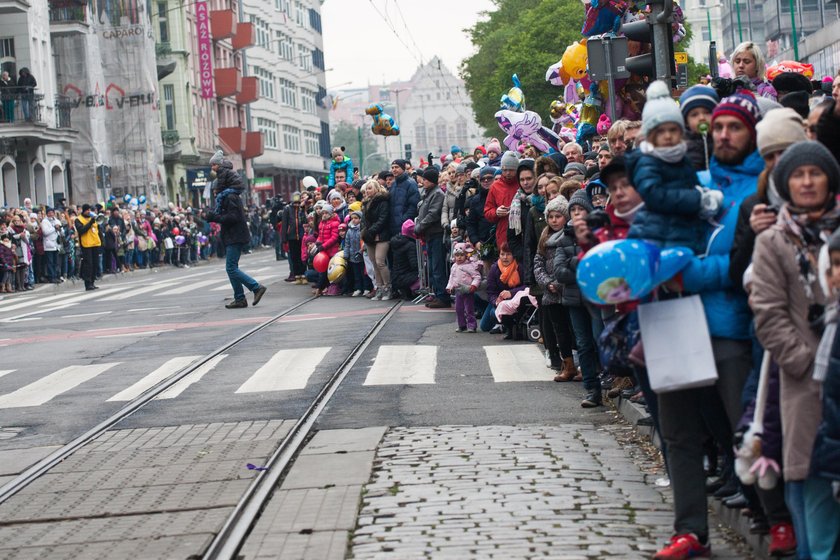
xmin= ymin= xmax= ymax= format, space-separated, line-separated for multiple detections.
xmin=202 ymin=300 xmax=403 ymax=560
xmin=0 ymin=295 xmax=320 ymax=505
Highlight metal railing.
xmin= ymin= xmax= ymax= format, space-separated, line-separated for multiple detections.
xmin=161 ymin=129 xmax=180 ymax=146
xmin=156 ymin=42 xmax=172 ymax=57
xmin=49 ymin=5 xmax=87 ymax=23
xmin=54 ymin=94 xmax=74 ymax=129
xmin=0 ymin=92 xmax=44 ymax=125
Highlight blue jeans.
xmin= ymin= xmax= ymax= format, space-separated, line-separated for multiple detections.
xmin=804 ymin=477 xmax=840 ymax=559
xmin=480 ymin=303 xmax=497 ymax=332
xmin=786 ymin=480 xmax=812 ymax=560
xmin=568 ymin=305 xmax=601 ymax=393
xmin=425 ymin=234 xmax=449 ymax=303
xmin=46 ymin=251 xmax=59 ymax=282
xmin=225 ymin=242 xmax=259 ymax=301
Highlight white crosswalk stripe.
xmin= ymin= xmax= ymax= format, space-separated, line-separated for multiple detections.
xmin=157 ymin=279 xmax=222 ymax=296
xmin=108 ymin=356 xmax=201 ymax=401
xmin=0 ymin=370 xmax=15 ymax=380
xmin=483 ymin=345 xmax=552 ymax=382
xmin=363 ymin=345 xmax=437 ymax=385
xmin=0 ymin=363 xmax=120 ymax=408
xmin=210 ymin=273 xmax=284 ymax=291
xmin=236 ymin=347 xmax=330 ymax=393
xmin=155 ymin=354 xmax=228 ymax=399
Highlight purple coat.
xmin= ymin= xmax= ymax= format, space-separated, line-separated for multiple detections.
xmin=486 ymin=261 xmax=525 ymax=304
xmin=737 ymin=361 xmax=782 ymax=463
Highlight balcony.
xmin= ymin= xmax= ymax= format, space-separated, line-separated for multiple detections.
xmin=0 ymin=0 xmax=30 ymax=14
xmin=210 ymin=10 xmax=236 ymax=40
xmin=232 ymin=22 xmax=255 ymax=50
xmin=243 ymin=131 xmax=264 ymax=160
xmin=155 ymin=42 xmax=172 ymax=57
xmin=214 ymin=67 xmax=241 ymax=98
xmin=218 ymin=127 xmax=245 ymax=153
xmin=162 ymin=130 xmax=182 ymax=162
xmin=236 ymin=76 xmax=258 ymax=105
xmin=0 ymin=93 xmax=77 ymax=145
xmin=48 ymin=3 xmax=88 ymax=35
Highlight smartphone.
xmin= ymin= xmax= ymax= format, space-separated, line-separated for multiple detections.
xmin=765 ymin=205 xmax=779 ymax=215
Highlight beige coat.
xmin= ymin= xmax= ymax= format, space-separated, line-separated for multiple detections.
xmin=751 ymin=226 xmax=825 ymax=481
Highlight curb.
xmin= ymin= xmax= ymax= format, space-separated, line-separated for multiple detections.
xmin=608 ymin=394 xmax=770 ymax=560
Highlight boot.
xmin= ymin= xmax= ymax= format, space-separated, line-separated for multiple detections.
xmin=554 ymin=357 xmax=577 ymax=382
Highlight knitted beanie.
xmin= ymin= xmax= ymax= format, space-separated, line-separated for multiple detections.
xmin=641 ymin=81 xmax=685 ymax=137
xmin=422 ymin=167 xmax=440 ymax=185
xmin=586 ymin=179 xmax=607 ymax=201
xmin=500 ymin=150 xmax=520 ymax=170
xmin=544 ymin=194 xmax=570 ymax=220
xmin=209 ymin=150 xmax=225 ymax=165
xmin=755 ymin=108 xmax=807 ymax=158
xmin=486 ymin=138 xmax=502 ymax=155
xmin=679 ymin=85 xmax=720 ymax=119
xmin=331 ymin=146 xmax=344 ymax=158
xmin=568 ymin=188 xmax=594 ymax=214
xmin=756 ymin=97 xmax=783 ymax=117
xmin=391 ymin=159 xmax=408 ymax=170
xmin=564 ymin=162 xmax=587 ymax=176
xmin=712 ymin=90 xmax=761 ymax=138
xmin=451 ymin=145 xmax=462 ymax=155
xmin=773 ymin=141 xmax=840 ymax=203
xmin=479 ymin=166 xmax=496 ymax=179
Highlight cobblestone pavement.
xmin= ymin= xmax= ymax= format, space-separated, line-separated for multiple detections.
xmin=351 ymin=424 xmax=753 ymax=559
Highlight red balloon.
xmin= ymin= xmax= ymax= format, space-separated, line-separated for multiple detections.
xmin=313 ymin=251 xmax=330 ymax=273
xmin=171 ymin=227 xmax=180 ymax=236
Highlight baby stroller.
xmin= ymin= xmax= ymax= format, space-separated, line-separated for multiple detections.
xmin=504 ymin=299 xmax=541 ymax=342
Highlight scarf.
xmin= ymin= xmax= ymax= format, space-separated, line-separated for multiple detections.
xmin=778 ymin=203 xmax=840 ymax=300
xmin=213 ymin=188 xmax=239 ymax=214
xmin=531 ymin=194 xmax=546 ymax=214
xmin=509 ymin=191 xmax=525 ymax=235
xmin=814 ymin=303 xmax=838 ymax=382
xmin=639 ymin=140 xmax=688 ymax=164
xmin=497 ymin=258 xmax=520 ymax=288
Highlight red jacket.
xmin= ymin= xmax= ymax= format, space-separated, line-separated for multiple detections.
xmin=483 ymin=176 xmax=519 ymax=249
xmin=317 ymin=215 xmax=341 ymax=257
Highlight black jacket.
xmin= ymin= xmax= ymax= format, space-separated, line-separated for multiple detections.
xmin=685 ymin=129 xmax=713 ymax=171
xmin=552 ymin=225 xmax=582 ymax=307
xmin=811 ymin=324 xmax=840 ymax=481
xmin=362 ymin=191 xmax=390 ymax=244
xmin=506 ymin=193 xmax=533 ymax=283
xmin=389 ymin=233 xmax=418 ymax=291
xmin=729 ymin=192 xmax=763 ymax=289
xmin=466 ymin=188 xmax=493 ymax=245
xmin=215 ymin=163 xmax=245 ymax=192
xmin=817 ymin=98 xmax=840 ymax=167
xmin=206 ymin=190 xmax=250 ymax=246
xmin=17 ymin=70 xmax=36 ymax=92
xmin=281 ymin=204 xmax=303 ymax=242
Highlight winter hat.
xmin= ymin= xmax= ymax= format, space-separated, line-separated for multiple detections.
xmin=517 ymin=158 xmax=535 ymax=179
xmin=773 ymin=141 xmax=840 ymax=203
xmin=331 ymin=146 xmax=344 ymax=158
xmin=303 ymin=234 xmax=316 ymax=245
xmin=350 ymin=210 xmax=363 ymax=220
xmin=544 ymin=194 xmax=570 ymax=220
xmin=756 ymin=97 xmax=783 ymax=117
xmin=321 ymin=204 xmax=336 ymax=215
xmin=548 ymin=152 xmax=568 ymax=173
xmin=349 ymin=201 xmax=362 ymax=213
xmin=568 ymin=188 xmax=594 ymax=214
xmin=479 ymin=166 xmax=496 ymax=180
xmin=599 ymin=156 xmax=627 ymax=186
xmin=679 ymin=85 xmax=720 ymax=118
xmin=209 ymin=150 xmax=225 ymax=165
xmin=641 ymin=80 xmax=684 ymax=137
xmin=301 ymin=175 xmax=318 ymax=189
xmin=451 ymin=145 xmax=462 ymax=155
xmin=474 ymin=145 xmax=487 ymax=156
xmin=422 ymin=167 xmax=440 ymax=185
xmin=391 ymin=159 xmax=408 ymax=170
xmin=586 ymin=179 xmax=607 ymax=202
xmin=327 ymin=190 xmax=345 ymax=203
xmin=755 ymin=108 xmax=807 ymax=158
xmin=772 ymin=72 xmax=813 ymax=96
xmin=779 ymin=91 xmax=810 ymax=119
xmin=455 ymin=162 xmax=467 ymax=174
xmin=401 ymin=218 xmax=416 ymax=238
xmin=500 ymin=150 xmax=520 ymax=170
xmin=338 ymin=223 xmax=347 ymax=231
xmin=486 ymin=138 xmax=502 ymax=155
xmin=564 ymin=162 xmax=587 ymax=176
xmin=453 ymin=242 xmax=468 ymax=256
xmin=712 ymin=89 xmax=761 ymax=138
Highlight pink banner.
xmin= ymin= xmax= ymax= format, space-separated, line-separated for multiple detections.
xmin=196 ymin=1 xmax=214 ymax=99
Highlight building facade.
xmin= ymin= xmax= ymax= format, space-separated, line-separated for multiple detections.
xmin=240 ymin=0 xmax=329 ymax=203
xmin=0 ymin=0 xmax=76 ymax=208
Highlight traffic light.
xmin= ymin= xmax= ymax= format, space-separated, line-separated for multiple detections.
xmin=620 ymin=0 xmax=675 ymax=85
xmin=404 ymin=143 xmax=412 ymax=161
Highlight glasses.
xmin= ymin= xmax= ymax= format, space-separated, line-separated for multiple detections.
xmin=480 ymin=176 xmax=494 ymax=182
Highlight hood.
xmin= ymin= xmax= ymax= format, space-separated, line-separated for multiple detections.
xmin=709 ymin=149 xmax=764 ymax=187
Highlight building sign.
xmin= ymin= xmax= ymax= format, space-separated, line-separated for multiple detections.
xmin=187 ymin=168 xmax=211 ymax=190
xmin=253 ymin=177 xmax=274 ymax=192
xmin=196 ymin=2 xmax=214 ymax=99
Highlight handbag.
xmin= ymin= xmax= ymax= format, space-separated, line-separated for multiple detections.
xmin=598 ymin=310 xmax=640 ymax=373
xmin=637 ymin=295 xmax=718 ymax=393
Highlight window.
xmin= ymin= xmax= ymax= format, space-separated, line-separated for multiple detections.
xmin=280 ymin=78 xmax=297 ymax=107
xmin=701 ymin=25 xmax=711 ymax=41
xmin=455 ymin=118 xmax=467 ymax=149
xmin=415 ymin=120 xmax=427 ymax=150
xmin=308 ymin=8 xmax=322 ymax=34
xmin=297 ymin=44 xmax=311 ymax=71
xmin=257 ymin=118 xmax=278 ymax=149
xmin=295 ymin=1 xmax=305 ymax=26
xmin=253 ymin=66 xmax=274 ymax=99
xmin=276 ymin=0 xmax=290 ymax=13
xmin=304 ymin=130 xmax=320 ymax=155
xmin=157 ymin=2 xmax=169 ymax=43
xmin=320 ymin=121 xmax=331 ymax=158
xmin=249 ymin=15 xmax=270 ymax=48
xmin=283 ymin=125 xmax=301 ymax=152
xmin=163 ymin=84 xmax=175 ymax=130
xmin=0 ymin=38 xmax=15 ymax=76
xmin=312 ymin=48 xmax=325 ymax=70
xmin=435 ymin=119 xmax=447 ymax=151
xmin=301 ymin=88 xmax=316 ymax=114
xmin=276 ymin=31 xmax=293 ymax=61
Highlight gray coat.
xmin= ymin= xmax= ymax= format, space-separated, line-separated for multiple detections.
xmin=532 ymin=230 xmax=563 ymax=305
xmin=551 ymin=225 xmax=582 ymax=307
xmin=414 ymin=185 xmax=444 ymax=238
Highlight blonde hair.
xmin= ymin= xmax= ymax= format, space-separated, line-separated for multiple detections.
xmin=731 ymin=42 xmax=766 ymax=80
xmin=607 ymin=120 xmax=629 ymax=141
xmin=362 ymin=179 xmax=386 ymax=200
xmin=545 ymin=176 xmax=563 ymax=199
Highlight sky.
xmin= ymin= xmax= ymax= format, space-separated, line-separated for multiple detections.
xmin=321 ymin=0 xmax=496 ymax=90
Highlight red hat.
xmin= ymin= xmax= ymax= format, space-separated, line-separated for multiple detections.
xmin=474 ymin=145 xmax=487 ymax=156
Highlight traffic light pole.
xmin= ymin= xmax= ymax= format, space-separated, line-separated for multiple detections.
xmin=651 ymin=0 xmax=675 ymax=85
xmin=602 ymin=36 xmax=618 ymax=123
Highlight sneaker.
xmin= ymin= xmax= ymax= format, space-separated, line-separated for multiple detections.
xmin=252 ymin=285 xmax=267 ymax=306
xmin=544 ymin=350 xmax=552 ymax=368
xmin=225 ymin=299 xmax=248 ymax=309
xmin=489 ymin=324 xmax=504 ymax=335
xmin=468 ymin=328 xmax=476 ymax=333
xmin=653 ymin=534 xmax=710 ymax=559
xmin=373 ymin=290 xmax=383 ymax=301
xmin=380 ymin=288 xmax=392 ymax=301
xmin=427 ymin=299 xmax=451 ymax=309
xmin=767 ymin=522 xmax=796 ymax=556
xmin=362 ymin=290 xmax=371 ymax=296
xmin=580 ymin=392 xmax=603 ymax=408
xmin=455 ymin=326 xmax=466 ymax=332
xmin=352 ymin=290 xmax=363 ymax=297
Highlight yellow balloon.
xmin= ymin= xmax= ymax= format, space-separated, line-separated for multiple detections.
xmin=561 ymin=39 xmax=588 ymax=81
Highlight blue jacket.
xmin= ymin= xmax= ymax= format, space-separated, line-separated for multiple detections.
xmin=626 ymin=149 xmax=706 ymax=254
xmin=389 ymin=173 xmax=419 ymax=235
xmin=328 ymin=157 xmax=353 ymax=187
xmin=681 ymin=150 xmax=763 ymax=340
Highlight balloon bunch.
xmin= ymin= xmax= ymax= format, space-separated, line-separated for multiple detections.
xmin=494 ymin=74 xmax=561 ymax=153
xmin=500 ymin=74 xmax=525 ymax=111
xmin=365 ymin=103 xmax=400 ymax=136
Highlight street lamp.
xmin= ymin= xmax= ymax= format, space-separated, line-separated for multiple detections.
xmin=388 ymin=88 xmax=407 ymax=159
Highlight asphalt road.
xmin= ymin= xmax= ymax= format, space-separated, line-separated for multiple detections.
xmin=0 ymin=250 xmax=611 ymax=453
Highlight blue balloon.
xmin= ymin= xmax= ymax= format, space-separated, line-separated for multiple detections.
xmin=576 ymin=240 xmax=694 ymax=305
xmin=138 ymin=195 xmax=147 ymax=204
xmin=123 ymin=194 xmax=132 ymax=203
xmin=109 ymin=195 xmax=116 ymax=201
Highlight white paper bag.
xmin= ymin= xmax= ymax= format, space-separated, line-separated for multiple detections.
xmin=638 ymin=295 xmax=718 ymax=393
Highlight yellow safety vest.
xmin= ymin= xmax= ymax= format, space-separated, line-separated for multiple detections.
xmin=77 ymin=214 xmax=101 ymax=248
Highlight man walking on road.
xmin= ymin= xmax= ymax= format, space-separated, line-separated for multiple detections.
xmin=74 ymin=204 xmax=101 ymax=291
xmin=205 ymin=150 xmax=267 ymax=309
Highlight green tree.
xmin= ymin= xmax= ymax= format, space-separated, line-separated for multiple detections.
xmin=330 ymin=120 xmax=387 ymax=178
xmin=461 ymin=0 xmax=582 ymax=135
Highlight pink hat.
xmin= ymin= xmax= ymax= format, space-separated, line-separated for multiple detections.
xmin=486 ymin=138 xmax=501 ymax=155
xmin=401 ymin=218 xmax=416 ymax=238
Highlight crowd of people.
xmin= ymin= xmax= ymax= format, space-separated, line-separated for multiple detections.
xmin=3 ymin=40 xmax=840 ymax=560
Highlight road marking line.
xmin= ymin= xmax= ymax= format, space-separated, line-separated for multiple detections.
xmin=108 ymin=356 xmax=200 ymax=401
xmin=483 ymin=345 xmax=552 ymax=382
xmin=235 ymin=347 xmax=331 ymax=393
xmin=127 ymin=306 xmax=181 ymax=312
xmin=363 ymin=345 xmax=437 ymax=385
xmin=98 ymin=281 xmax=180 ymax=301
xmin=96 ymin=329 xmax=174 ymax=339
xmin=61 ymin=311 xmax=113 ymax=319
xmin=0 ymin=370 xmax=15 ymax=379
xmin=210 ymin=274 xmax=284 ymax=291
xmin=156 ymin=354 xmax=228 ymax=399
xmin=0 ymin=363 xmax=120 ymax=408
xmin=157 ymin=278 xmax=222 ymax=296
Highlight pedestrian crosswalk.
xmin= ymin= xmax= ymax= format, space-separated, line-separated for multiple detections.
xmin=0 ymin=345 xmax=554 ymax=410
